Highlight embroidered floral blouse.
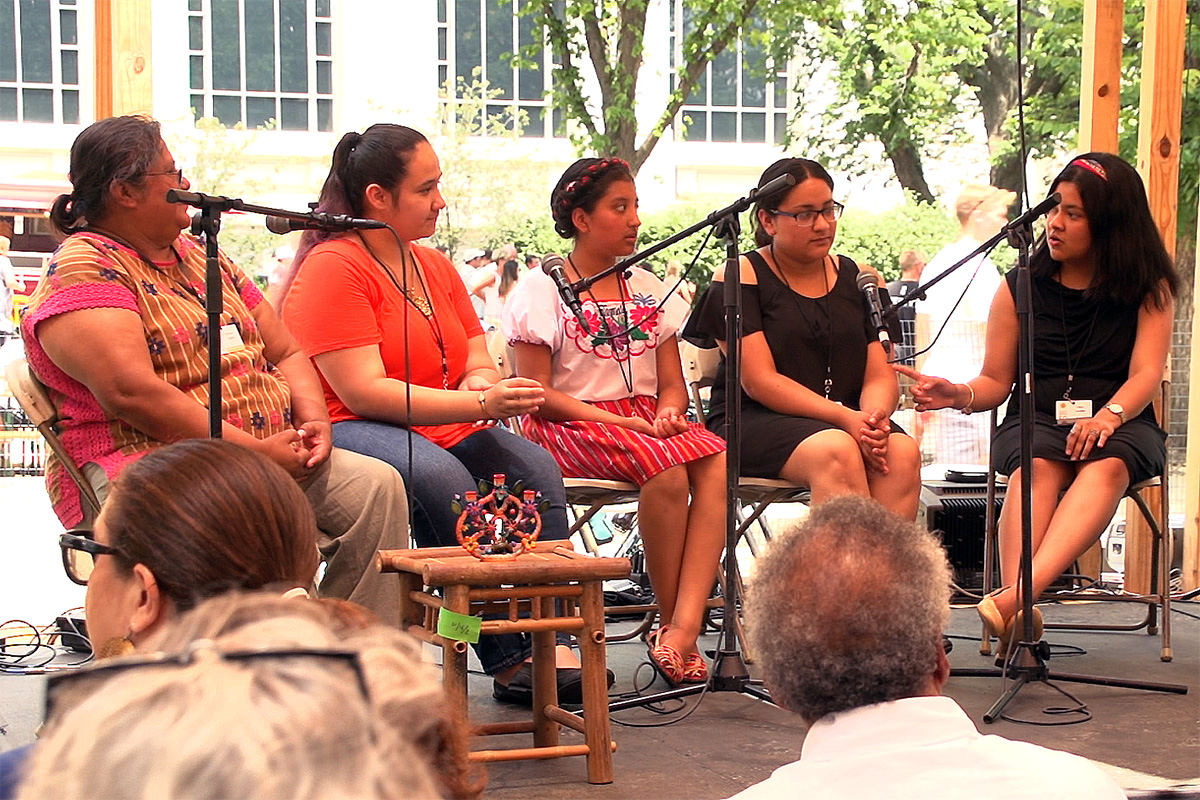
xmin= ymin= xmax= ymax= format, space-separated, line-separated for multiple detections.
xmin=503 ymin=266 xmax=689 ymax=403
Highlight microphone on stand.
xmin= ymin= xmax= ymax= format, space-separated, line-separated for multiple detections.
xmin=265 ymin=213 xmax=387 ymax=233
xmin=1002 ymin=191 xmax=1061 ymax=232
xmin=856 ymin=269 xmax=892 ymax=355
xmin=542 ymin=253 xmax=589 ymax=334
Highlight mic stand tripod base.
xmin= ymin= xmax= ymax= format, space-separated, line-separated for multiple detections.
xmin=949 ymin=636 xmax=1188 ymax=725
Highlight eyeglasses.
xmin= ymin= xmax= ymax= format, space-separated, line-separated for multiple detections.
xmin=59 ymin=530 xmax=125 ymax=586
xmin=44 ymin=642 xmax=369 ymax=724
xmin=145 ymin=167 xmax=185 ymax=183
xmin=772 ymin=201 xmax=845 ymax=227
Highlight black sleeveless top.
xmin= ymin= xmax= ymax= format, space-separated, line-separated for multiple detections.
xmin=1002 ymin=269 xmax=1152 ymax=425
xmin=684 ymin=251 xmax=876 ymax=420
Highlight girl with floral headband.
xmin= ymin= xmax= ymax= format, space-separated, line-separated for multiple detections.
xmin=898 ymin=152 xmax=1178 ymax=657
xmin=504 ymin=157 xmax=726 ymax=686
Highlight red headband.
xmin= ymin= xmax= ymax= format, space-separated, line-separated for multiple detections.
xmin=1070 ymin=158 xmax=1107 ymax=181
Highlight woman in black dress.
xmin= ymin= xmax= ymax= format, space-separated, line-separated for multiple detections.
xmin=899 ymin=153 xmax=1177 ymax=648
xmin=686 ymin=158 xmax=922 ymax=518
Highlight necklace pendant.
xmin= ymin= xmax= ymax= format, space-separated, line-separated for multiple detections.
xmin=824 ymin=376 xmax=833 ymax=399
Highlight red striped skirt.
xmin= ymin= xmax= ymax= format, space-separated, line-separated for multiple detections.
xmin=520 ymin=395 xmax=726 ymax=486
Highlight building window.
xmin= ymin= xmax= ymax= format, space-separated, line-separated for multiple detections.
xmin=438 ymin=0 xmax=562 ymax=139
xmin=188 ymin=0 xmax=332 ymax=132
xmin=0 ymin=0 xmax=81 ymax=124
xmin=671 ymin=4 xmax=788 ymax=144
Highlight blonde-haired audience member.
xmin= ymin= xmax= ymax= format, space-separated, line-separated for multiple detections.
xmin=21 ymin=593 xmax=483 ymax=800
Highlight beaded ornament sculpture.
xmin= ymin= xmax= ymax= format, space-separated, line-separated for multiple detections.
xmin=452 ymin=474 xmax=548 ymax=561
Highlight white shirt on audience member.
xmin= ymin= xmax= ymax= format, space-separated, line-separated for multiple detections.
xmin=728 ymin=696 xmax=1123 ymax=800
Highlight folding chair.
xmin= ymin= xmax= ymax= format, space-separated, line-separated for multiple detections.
xmin=4 ymin=357 xmax=101 ymax=524
xmin=680 ymin=341 xmax=811 ymax=654
xmin=980 ymin=375 xmax=1174 ymax=661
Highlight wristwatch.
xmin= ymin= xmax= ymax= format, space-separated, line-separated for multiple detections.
xmin=1103 ymin=402 xmax=1126 ymax=423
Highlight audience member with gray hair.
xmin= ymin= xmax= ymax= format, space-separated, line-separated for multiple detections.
xmin=19 ymin=593 xmax=483 ymax=800
xmin=731 ymin=495 xmax=1123 ymax=800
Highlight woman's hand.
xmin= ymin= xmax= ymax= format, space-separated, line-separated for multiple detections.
xmin=893 ymin=364 xmax=963 ymax=411
xmin=296 ymin=420 xmax=332 ymax=469
xmin=482 ymin=377 xmax=545 ymax=418
xmin=653 ymin=406 xmax=690 ymax=439
xmin=1066 ymin=414 xmax=1118 ymax=461
xmin=256 ymin=429 xmax=314 ymax=479
xmin=615 ymin=415 xmax=657 ymax=437
xmin=841 ymin=407 xmax=889 ymax=474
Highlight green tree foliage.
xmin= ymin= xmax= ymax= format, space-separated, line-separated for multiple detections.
xmin=834 ymin=197 xmax=967 ymax=281
xmin=524 ymin=0 xmax=824 ymax=172
xmin=169 ymin=117 xmax=281 ymax=285
xmin=800 ymin=0 xmax=1198 ymax=252
xmin=429 ymin=73 xmax=557 ymax=257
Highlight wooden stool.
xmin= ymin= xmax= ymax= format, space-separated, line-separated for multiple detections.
xmin=378 ymin=541 xmax=630 ymax=784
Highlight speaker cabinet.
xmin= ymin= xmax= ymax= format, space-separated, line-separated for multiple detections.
xmin=920 ymin=480 xmax=1003 ymax=596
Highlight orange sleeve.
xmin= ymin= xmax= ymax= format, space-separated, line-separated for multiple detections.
xmin=283 ymin=239 xmax=382 ymax=358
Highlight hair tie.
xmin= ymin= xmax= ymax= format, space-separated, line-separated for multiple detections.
xmin=1070 ymin=158 xmax=1107 ymax=181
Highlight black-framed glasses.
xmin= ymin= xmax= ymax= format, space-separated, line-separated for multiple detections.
xmin=58 ymin=530 xmax=125 ymax=586
xmin=145 ymin=167 xmax=185 ymax=183
xmin=772 ymin=201 xmax=845 ymax=227
xmin=44 ymin=642 xmax=369 ymax=724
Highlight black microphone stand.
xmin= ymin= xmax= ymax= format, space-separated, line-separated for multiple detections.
xmin=935 ymin=215 xmax=1186 ymax=721
xmin=166 ymin=190 xmax=240 ymax=438
xmin=603 ymin=179 xmax=794 ymax=715
xmin=165 ymin=189 xmax=384 ymax=438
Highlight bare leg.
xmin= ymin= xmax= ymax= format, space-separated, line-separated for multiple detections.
xmin=637 ymin=465 xmax=691 ymax=630
xmin=994 ymin=458 xmax=1128 ymax=622
xmin=865 ymin=433 xmax=923 ymax=520
xmin=997 ymin=459 xmax=1073 ymax=591
xmin=660 ymin=452 xmax=726 ymax=657
xmin=778 ymin=429 xmax=870 ymax=504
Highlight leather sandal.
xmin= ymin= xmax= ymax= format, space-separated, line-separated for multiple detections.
xmin=646 ymin=627 xmax=684 ymax=686
xmin=681 ymin=652 xmax=709 ymax=684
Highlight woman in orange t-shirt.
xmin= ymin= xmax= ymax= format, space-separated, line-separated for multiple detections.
xmin=281 ymin=124 xmax=584 ymax=704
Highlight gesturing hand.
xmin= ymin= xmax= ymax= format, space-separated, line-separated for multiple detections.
xmin=893 ymin=364 xmax=960 ymax=411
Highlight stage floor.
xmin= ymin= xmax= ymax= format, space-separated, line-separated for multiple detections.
xmin=2 ymin=475 xmax=1197 ymax=796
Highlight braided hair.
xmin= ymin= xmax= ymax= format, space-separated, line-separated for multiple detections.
xmin=550 ymin=157 xmax=633 ymax=238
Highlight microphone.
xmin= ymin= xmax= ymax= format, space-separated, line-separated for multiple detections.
xmin=265 ymin=213 xmax=387 ymax=233
xmin=541 ymin=253 xmax=589 ymax=333
xmin=1003 ymin=191 xmax=1061 ymax=232
xmin=856 ymin=269 xmax=892 ymax=355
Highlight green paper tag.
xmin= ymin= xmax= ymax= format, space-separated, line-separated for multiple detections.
xmin=437 ymin=608 xmax=482 ymax=643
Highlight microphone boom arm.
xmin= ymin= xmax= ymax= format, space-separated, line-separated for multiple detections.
xmin=572 ymin=173 xmax=796 ymax=293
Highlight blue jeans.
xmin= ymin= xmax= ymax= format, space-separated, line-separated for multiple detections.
xmin=332 ymin=420 xmax=570 ymax=675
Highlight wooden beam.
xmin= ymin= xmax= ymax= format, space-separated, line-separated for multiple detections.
xmin=1126 ymin=0 xmax=1185 ymax=594
xmin=1078 ymin=0 xmax=1124 ymax=153
xmin=93 ymin=0 xmax=154 ymax=119
xmin=1186 ymin=199 xmax=1200 ymax=590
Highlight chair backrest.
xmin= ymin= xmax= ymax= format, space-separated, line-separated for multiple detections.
xmin=679 ymin=341 xmax=721 ymax=426
xmin=3 ymin=358 xmax=102 ymax=520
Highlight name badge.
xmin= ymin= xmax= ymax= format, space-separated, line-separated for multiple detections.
xmin=219 ymin=323 xmax=245 ymax=354
xmin=1055 ymin=399 xmax=1093 ymax=425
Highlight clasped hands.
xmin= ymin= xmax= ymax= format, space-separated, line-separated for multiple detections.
xmin=846 ymin=407 xmax=892 ymax=474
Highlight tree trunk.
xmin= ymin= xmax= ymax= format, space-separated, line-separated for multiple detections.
xmin=886 ymin=137 xmax=936 ymax=203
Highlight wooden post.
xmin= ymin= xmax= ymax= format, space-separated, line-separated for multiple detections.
xmin=1185 ymin=197 xmax=1200 ymax=590
xmin=1078 ymin=0 xmax=1124 ymax=153
xmin=1127 ymin=0 xmax=1185 ymax=594
xmin=94 ymin=0 xmax=154 ymax=118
